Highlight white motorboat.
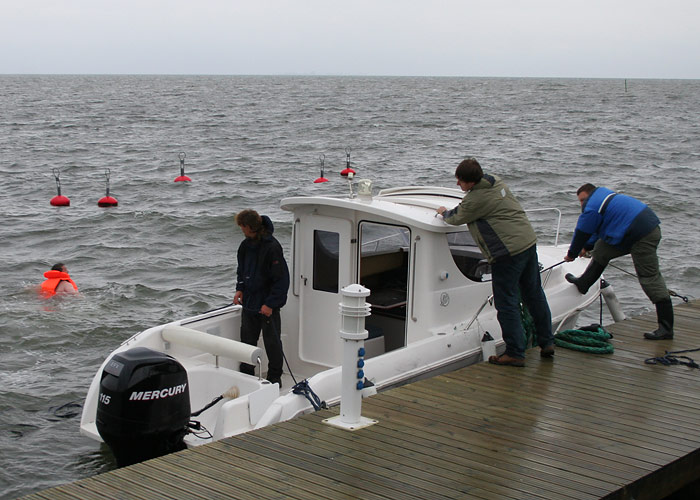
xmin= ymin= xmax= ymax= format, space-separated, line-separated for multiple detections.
xmin=80 ymin=182 xmax=602 ymax=466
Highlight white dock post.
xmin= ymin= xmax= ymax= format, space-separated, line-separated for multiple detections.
xmin=323 ymin=284 xmax=378 ymax=431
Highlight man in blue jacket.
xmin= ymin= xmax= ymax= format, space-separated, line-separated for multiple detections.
xmin=233 ymin=209 xmax=290 ymax=385
xmin=564 ymin=183 xmax=673 ymax=340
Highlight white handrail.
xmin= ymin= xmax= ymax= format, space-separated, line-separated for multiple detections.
xmin=525 ymin=207 xmax=562 ymax=246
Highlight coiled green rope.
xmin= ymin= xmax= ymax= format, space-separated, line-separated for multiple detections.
xmin=554 ymin=325 xmax=614 ymax=354
xmin=519 ymin=295 xmax=614 ymax=354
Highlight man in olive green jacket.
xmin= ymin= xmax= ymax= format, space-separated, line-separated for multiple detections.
xmin=437 ymin=158 xmax=554 ymax=366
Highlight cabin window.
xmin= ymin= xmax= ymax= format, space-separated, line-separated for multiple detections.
xmin=446 ymin=231 xmax=491 ymax=282
xmin=313 ymin=230 xmax=340 ymax=293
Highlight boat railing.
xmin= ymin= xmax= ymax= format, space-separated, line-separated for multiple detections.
xmin=525 ymin=208 xmax=562 ymax=247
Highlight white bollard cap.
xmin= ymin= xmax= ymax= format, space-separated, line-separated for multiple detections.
xmin=341 ymin=284 xmax=370 ymax=297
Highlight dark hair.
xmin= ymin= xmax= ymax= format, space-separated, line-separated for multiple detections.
xmin=235 ymin=209 xmax=263 ymax=233
xmin=51 ymin=263 xmax=65 ymax=272
xmin=455 ymin=158 xmax=484 ymax=184
xmin=576 ymin=183 xmax=597 ymax=196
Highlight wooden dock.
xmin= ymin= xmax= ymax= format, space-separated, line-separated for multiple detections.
xmin=23 ymin=300 xmax=700 ymax=500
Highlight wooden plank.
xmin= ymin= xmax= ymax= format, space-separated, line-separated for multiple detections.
xmin=200 ymin=440 xmax=396 ymax=500
xmin=188 ymin=444 xmax=355 ymax=500
xmin=282 ymin=415 xmax=605 ymax=500
xmin=159 ymin=447 xmax=323 ymax=500
xmin=229 ymin=430 xmax=439 ymax=500
xmin=361 ymin=395 xmax=614 ymax=499
xmin=259 ymin=420 xmax=483 ymax=500
xmin=423 ymin=369 xmax=700 ymax=451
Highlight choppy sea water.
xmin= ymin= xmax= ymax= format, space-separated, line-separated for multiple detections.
xmin=1 ymin=75 xmax=698 ymax=498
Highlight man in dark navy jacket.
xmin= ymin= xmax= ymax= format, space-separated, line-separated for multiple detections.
xmin=564 ymin=183 xmax=673 ymax=340
xmin=233 ymin=209 xmax=290 ymax=385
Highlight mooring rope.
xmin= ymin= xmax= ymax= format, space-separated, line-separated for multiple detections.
xmin=554 ymin=325 xmax=614 ymax=354
xmin=644 ymin=348 xmax=700 ymax=369
xmin=607 ymin=262 xmax=690 ymax=303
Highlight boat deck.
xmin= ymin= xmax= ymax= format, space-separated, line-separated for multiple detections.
xmin=22 ymin=300 xmax=700 ymax=499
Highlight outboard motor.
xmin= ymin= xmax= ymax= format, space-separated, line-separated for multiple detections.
xmin=96 ymin=347 xmax=190 ymax=467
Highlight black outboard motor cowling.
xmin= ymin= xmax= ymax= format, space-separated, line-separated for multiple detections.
xmin=96 ymin=347 xmax=190 ymax=467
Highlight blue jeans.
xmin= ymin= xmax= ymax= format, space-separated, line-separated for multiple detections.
xmin=491 ymin=245 xmax=553 ymax=359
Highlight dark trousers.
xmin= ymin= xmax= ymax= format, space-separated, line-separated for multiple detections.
xmin=239 ymin=308 xmax=283 ymax=380
xmin=591 ymin=225 xmax=668 ymax=304
xmin=491 ymin=245 xmax=553 ymax=359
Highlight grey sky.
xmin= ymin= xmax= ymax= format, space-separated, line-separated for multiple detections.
xmin=2 ymin=0 xmax=698 ymax=78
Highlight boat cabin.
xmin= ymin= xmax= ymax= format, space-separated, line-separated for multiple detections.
xmin=279 ymin=185 xmax=494 ymax=374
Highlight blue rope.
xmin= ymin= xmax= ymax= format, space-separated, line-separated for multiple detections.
xmin=644 ymin=348 xmax=700 ymax=369
xmin=292 ymin=380 xmax=327 ymax=411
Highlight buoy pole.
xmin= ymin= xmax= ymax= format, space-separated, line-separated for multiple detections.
xmin=313 ymin=154 xmax=329 ymax=183
xmin=174 ymin=152 xmax=191 ymax=182
xmin=324 ymin=284 xmax=377 ymax=431
xmin=50 ymin=168 xmax=70 ymax=206
xmin=339 ymin=148 xmax=356 ymax=177
xmin=98 ymin=168 xmax=118 ymax=207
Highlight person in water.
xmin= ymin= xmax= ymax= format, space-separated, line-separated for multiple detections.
xmin=564 ymin=183 xmax=673 ymax=340
xmin=41 ymin=263 xmax=79 ymax=296
xmin=437 ymin=158 xmax=554 ymax=367
xmin=233 ymin=209 xmax=290 ymax=387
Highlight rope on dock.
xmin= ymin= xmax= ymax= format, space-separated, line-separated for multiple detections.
xmin=554 ymin=325 xmax=614 ymax=354
xmin=644 ymin=348 xmax=700 ymax=369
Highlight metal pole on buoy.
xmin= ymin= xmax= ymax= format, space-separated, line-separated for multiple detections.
xmin=313 ymin=154 xmax=329 ymax=183
xmin=97 ymin=168 xmax=118 ymax=207
xmin=339 ymin=148 xmax=356 ymax=177
xmin=174 ymin=152 xmax=191 ymax=182
xmin=323 ymin=284 xmax=378 ymax=431
xmin=50 ymin=168 xmax=70 ymax=206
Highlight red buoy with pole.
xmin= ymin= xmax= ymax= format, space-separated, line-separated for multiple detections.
xmin=174 ymin=152 xmax=191 ymax=182
xmin=340 ymin=148 xmax=356 ymax=177
xmin=313 ymin=154 xmax=329 ymax=183
xmin=50 ymin=168 xmax=70 ymax=206
xmin=97 ymin=168 xmax=118 ymax=207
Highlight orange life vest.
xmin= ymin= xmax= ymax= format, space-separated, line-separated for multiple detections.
xmin=41 ymin=270 xmax=79 ymax=296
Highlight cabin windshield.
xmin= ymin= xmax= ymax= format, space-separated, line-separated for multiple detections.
xmin=446 ymin=231 xmax=491 ymax=282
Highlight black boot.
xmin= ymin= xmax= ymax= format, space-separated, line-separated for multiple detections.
xmin=565 ymin=261 xmax=605 ymax=294
xmin=644 ymin=298 xmax=674 ymax=340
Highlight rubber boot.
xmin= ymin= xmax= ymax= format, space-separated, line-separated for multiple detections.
xmin=644 ymin=298 xmax=674 ymax=340
xmin=565 ymin=261 xmax=605 ymax=294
